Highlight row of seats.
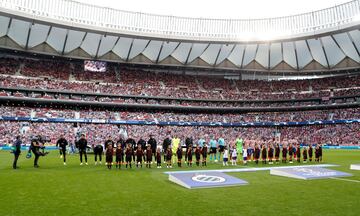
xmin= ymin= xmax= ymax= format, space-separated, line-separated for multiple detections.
xmin=0 ymin=57 xmax=359 ymax=101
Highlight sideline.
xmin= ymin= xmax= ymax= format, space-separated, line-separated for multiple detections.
xmin=164 ymin=164 xmax=338 ymax=174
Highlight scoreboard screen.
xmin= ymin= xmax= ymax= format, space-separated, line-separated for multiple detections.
xmin=84 ymin=60 xmax=107 ymax=72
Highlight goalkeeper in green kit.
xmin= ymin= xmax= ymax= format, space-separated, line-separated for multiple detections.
xmin=235 ymin=137 xmax=243 ymax=162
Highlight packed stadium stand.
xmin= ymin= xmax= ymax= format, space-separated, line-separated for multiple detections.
xmin=0 ymin=0 xmax=359 ymax=147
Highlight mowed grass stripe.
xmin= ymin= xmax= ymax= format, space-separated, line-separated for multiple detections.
xmin=0 ymin=150 xmax=359 ymax=216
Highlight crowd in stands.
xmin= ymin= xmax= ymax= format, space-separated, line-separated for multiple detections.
xmin=21 ymin=59 xmax=70 ymax=80
xmin=0 ymin=57 xmax=359 ymax=148
xmin=0 ymin=58 xmax=19 ymax=75
xmin=3 ymin=87 xmax=338 ymax=108
xmin=2 ymin=73 xmax=357 ymax=101
xmin=0 ymin=88 xmax=344 ymax=108
xmin=1 ymin=106 xmax=359 ymax=123
xmin=0 ymin=57 xmax=360 ymax=102
xmin=0 ymin=121 xmax=359 ymax=147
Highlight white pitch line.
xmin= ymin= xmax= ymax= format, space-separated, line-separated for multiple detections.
xmin=330 ymin=177 xmax=360 ymax=183
xmin=164 ymin=164 xmax=338 ymax=175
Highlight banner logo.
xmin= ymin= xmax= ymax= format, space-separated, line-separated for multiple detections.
xmin=192 ymin=175 xmax=226 ymax=183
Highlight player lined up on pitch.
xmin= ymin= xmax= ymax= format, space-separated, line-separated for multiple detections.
xmin=9 ymin=134 xmax=323 ymax=170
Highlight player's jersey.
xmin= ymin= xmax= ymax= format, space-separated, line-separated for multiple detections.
xmin=261 ymin=148 xmax=267 ymax=159
xmin=172 ymin=138 xmax=180 ymax=152
xmin=243 ymin=149 xmax=248 ymax=158
xmin=209 ymin=139 xmax=217 ymax=148
xmin=236 ymin=138 xmax=243 ymax=152
xmin=275 ymin=146 xmax=280 ymax=157
xmin=176 ymin=148 xmax=182 ymax=159
xmin=116 ymin=147 xmax=123 ymax=157
xmin=232 ymin=149 xmax=237 ymax=158
xmin=268 ymin=147 xmax=274 ymax=158
xmin=202 ymin=146 xmax=208 ymax=157
xmin=254 ymin=147 xmax=260 ymax=159
xmin=223 ymin=149 xmax=229 ymax=159
xmin=197 ymin=139 xmax=205 ymax=147
xmin=302 ymin=149 xmax=307 ymax=159
xmin=308 ymin=146 xmax=313 ymax=157
xmin=218 ymin=138 xmax=225 ymax=147
xmin=146 ymin=149 xmax=152 ymax=160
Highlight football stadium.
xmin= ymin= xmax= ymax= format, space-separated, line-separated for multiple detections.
xmin=0 ymin=0 xmax=360 ymax=215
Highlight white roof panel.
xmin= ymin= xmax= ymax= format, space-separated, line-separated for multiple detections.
xmin=142 ymin=40 xmax=162 ymax=62
xmin=64 ymin=30 xmax=86 ymax=54
xmin=200 ymin=44 xmax=221 ymax=65
xmin=215 ymin=44 xmax=234 ymax=65
xmin=270 ymin=43 xmax=282 ymax=68
xmin=97 ymin=35 xmax=118 ymax=57
xmin=0 ymin=16 xmax=10 ymax=37
xmin=128 ymin=39 xmax=149 ymax=60
xmin=158 ymin=41 xmax=179 ymax=62
xmin=171 ymin=42 xmax=192 ymax=64
xmin=283 ymin=42 xmax=297 ymax=69
xmin=321 ymin=36 xmax=345 ymax=67
xmin=227 ymin=44 xmax=245 ymax=67
xmin=333 ymin=32 xmax=360 ymax=63
xmin=242 ymin=44 xmax=258 ymax=67
xmin=112 ymin=37 xmax=133 ymax=60
xmin=46 ymin=27 xmax=67 ymax=52
xmin=187 ymin=43 xmax=209 ymax=63
xmin=348 ymin=30 xmax=360 ymax=60
xmin=255 ymin=43 xmax=269 ymax=68
xmin=8 ymin=19 xmax=29 ymax=47
xmin=307 ymin=38 xmax=328 ymax=67
xmin=27 ymin=23 xmax=50 ymax=48
xmin=80 ymin=33 xmax=102 ymax=57
xmin=295 ymin=40 xmax=312 ymax=69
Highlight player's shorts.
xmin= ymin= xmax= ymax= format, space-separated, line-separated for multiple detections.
xmin=94 ymin=145 xmax=103 ymax=154
xmin=219 ymin=145 xmax=225 ymax=152
xmin=232 ymin=156 xmax=237 ymax=160
xmin=210 ymin=147 xmax=217 ymax=154
xmin=137 ymin=156 xmax=143 ymax=162
xmin=223 ymin=158 xmax=228 ymax=162
xmin=106 ymin=155 xmax=113 ymax=163
xmin=243 ymin=157 xmax=247 ymax=161
xmin=247 ymin=149 xmax=252 ymax=155
xmin=116 ymin=156 xmax=122 ymax=162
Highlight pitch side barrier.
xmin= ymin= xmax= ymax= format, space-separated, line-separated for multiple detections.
xmin=1 ymin=146 xmax=359 ymax=151
xmin=0 ymin=116 xmax=359 ymax=127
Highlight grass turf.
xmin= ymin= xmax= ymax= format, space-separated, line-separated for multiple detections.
xmin=0 ymin=150 xmax=359 ymax=216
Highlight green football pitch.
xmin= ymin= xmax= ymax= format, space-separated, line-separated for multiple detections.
xmin=0 ymin=150 xmax=359 ymax=216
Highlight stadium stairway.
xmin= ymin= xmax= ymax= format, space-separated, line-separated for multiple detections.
xmin=15 ymin=63 xmax=24 ymax=76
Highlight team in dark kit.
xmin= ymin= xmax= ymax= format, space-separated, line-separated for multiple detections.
xmin=9 ymin=134 xmax=324 ymax=170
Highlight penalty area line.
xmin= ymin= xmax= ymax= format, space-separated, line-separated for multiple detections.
xmin=330 ymin=177 xmax=360 ymax=183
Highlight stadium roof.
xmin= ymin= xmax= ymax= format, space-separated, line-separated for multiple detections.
xmin=0 ymin=0 xmax=360 ymax=73
xmin=2 ymin=0 xmax=360 ymax=42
